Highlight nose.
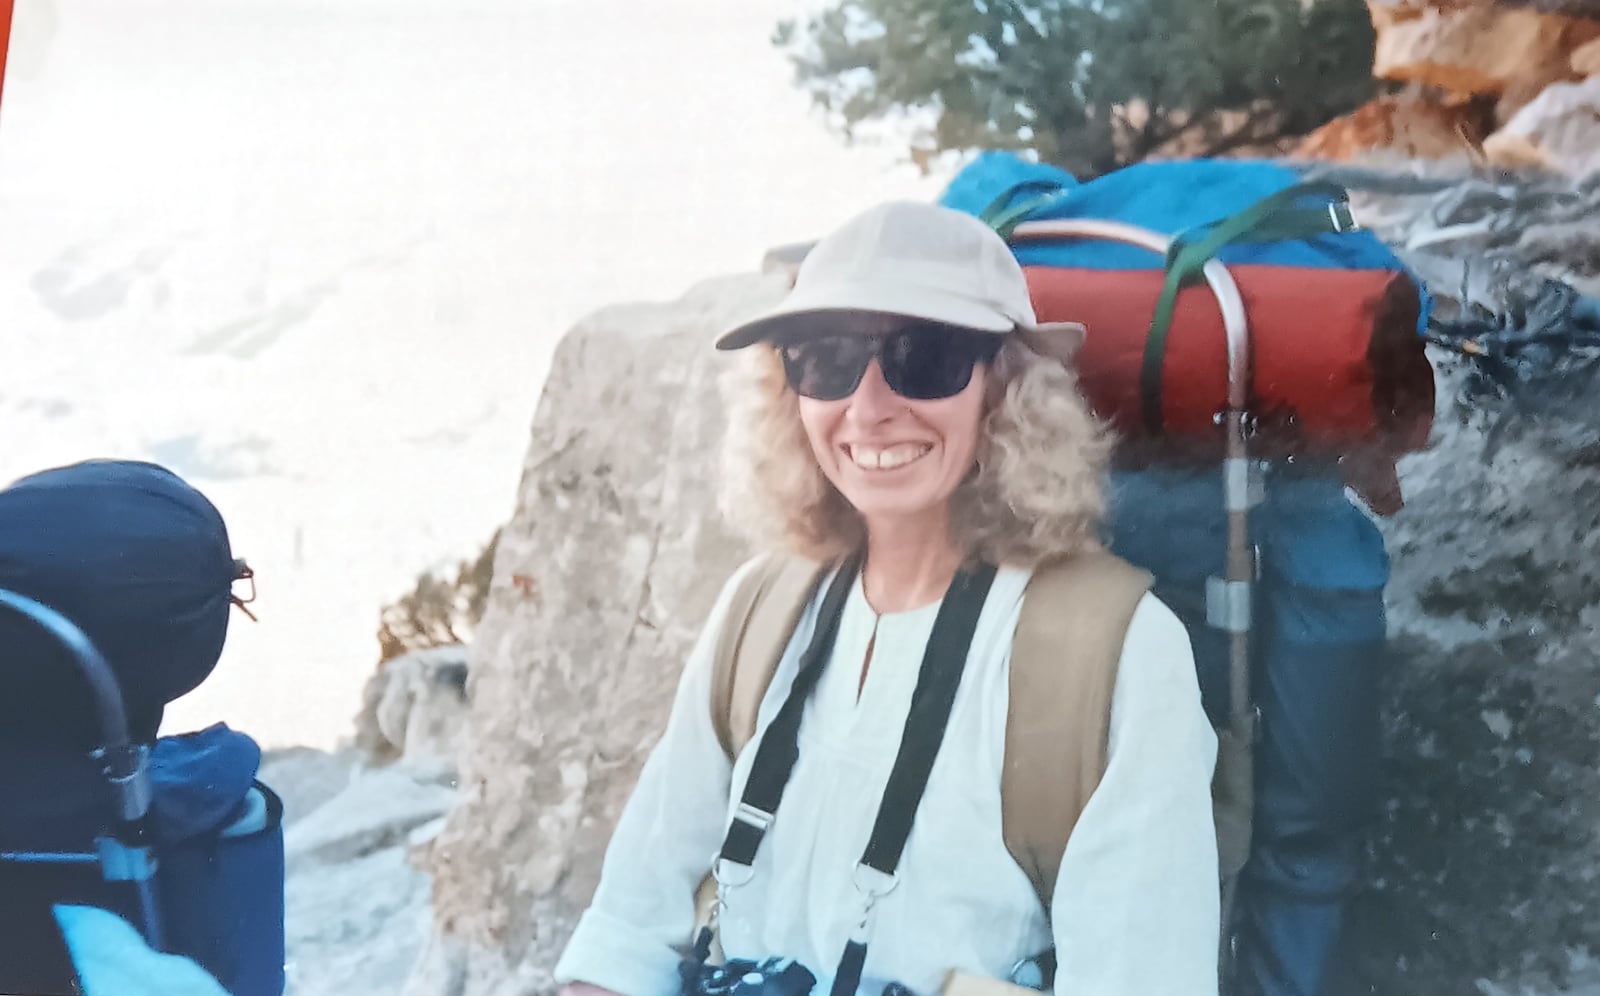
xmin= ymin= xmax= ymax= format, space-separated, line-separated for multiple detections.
xmin=844 ymin=360 xmax=902 ymax=425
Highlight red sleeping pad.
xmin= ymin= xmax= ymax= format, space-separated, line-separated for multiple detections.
xmin=1024 ymin=263 xmax=1435 ymax=465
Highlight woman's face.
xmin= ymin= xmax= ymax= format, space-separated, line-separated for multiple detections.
xmin=796 ymin=347 xmax=988 ymax=530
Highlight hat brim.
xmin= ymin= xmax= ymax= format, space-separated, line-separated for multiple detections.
xmin=718 ymin=310 xmax=1088 ymax=356
xmin=716 ymin=279 xmax=1050 ymax=350
xmin=1016 ymin=323 xmax=1090 ymax=363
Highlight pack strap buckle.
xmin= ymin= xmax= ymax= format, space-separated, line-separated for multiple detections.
xmin=1328 ymin=201 xmax=1359 ymax=234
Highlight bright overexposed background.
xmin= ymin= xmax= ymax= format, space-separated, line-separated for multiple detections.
xmin=0 ymin=0 xmax=946 ymax=747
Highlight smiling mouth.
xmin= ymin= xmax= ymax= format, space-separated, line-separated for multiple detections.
xmin=844 ymin=443 xmax=933 ymax=471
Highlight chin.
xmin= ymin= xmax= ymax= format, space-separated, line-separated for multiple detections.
xmin=842 ymin=490 xmax=946 ymax=524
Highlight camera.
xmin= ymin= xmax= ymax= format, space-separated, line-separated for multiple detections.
xmin=684 ymin=956 xmax=818 ymax=996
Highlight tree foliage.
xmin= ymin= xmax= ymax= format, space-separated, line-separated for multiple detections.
xmin=377 ymin=528 xmax=499 ymax=664
xmin=775 ymin=0 xmax=1376 ymax=177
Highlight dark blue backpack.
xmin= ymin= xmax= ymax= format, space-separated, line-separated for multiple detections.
xmin=0 ymin=460 xmax=285 ymax=996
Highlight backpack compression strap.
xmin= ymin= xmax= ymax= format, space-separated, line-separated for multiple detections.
xmin=1140 ymin=181 xmax=1358 ymax=434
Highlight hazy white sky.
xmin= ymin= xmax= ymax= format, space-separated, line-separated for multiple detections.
xmin=0 ymin=0 xmax=950 ymax=746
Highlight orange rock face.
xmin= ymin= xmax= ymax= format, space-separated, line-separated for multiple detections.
xmin=1294 ymin=93 xmax=1488 ymax=160
xmin=1367 ymin=0 xmax=1600 ymax=96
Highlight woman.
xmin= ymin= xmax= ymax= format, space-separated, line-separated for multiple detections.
xmin=555 ymin=202 xmax=1219 ymax=996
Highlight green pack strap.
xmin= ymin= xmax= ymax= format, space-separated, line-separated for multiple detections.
xmin=979 ymin=179 xmax=1073 ymax=239
xmin=1139 ymin=182 xmax=1359 ymax=435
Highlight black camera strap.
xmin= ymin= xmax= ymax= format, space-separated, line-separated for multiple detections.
xmin=702 ymin=552 xmax=997 ymax=996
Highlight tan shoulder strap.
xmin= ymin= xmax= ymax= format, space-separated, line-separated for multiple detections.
xmin=696 ymin=555 xmax=823 ymax=962
xmin=710 ymin=550 xmax=1151 ymax=910
xmin=709 ymin=554 xmax=829 ymax=759
xmin=1003 ymin=550 xmax=1153 ymax=910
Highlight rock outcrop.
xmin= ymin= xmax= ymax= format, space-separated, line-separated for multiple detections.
xmin=1369 ymin=0 xmax=1599 ymax=99
xmin=266 ymin=643 xmax=474 ymax=994
xmin=1482 ymin=77 xmax=1600 ymax=178
xmin=1300 ymin=0 xmax=1600 ymax=174
xmin=408 ymin=275 xmax=786 ymax=996
xmin=1294 ymin=93 xmax=1486 ymax=162
xmin=1302 ymin=164 xmax=1600 ymax=995
xmin=1340 ymin=361 xmax=1600 ymax=996
xmin=255 ymin=742 xmax=455 ymax=996
xmin=354 ymin=644 xmax=473 ymax=771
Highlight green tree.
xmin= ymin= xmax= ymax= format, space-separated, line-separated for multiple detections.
xmin=775 ymin=0 xmax=1376 ymax=177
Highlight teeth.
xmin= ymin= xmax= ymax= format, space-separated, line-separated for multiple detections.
xmin=849 ymin=443 xmax=932 ymax=470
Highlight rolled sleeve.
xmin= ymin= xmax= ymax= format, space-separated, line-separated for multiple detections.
xmin=557 ymin=907 xmax=688 ymax=996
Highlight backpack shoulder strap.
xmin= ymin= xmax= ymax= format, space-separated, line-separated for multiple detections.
xmin=708 ymin=553 xmax=829 ymax=759
xmin=697 ymin=553 xmax=827 ymax=956
xmin=1004 ymin=550 xmax=1153 ymax=910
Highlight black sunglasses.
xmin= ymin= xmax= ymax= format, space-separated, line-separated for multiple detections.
xmin=778 ymin=324 xmax=1004 ymax=402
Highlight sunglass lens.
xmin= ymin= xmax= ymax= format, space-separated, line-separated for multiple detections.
xmin=882 ymin=328 xmax=993 ymax=400
xmin=780 ymin=336 xmax=872 ymax=400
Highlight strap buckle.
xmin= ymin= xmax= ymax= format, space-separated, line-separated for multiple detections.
xmin=1327 ymin=201 xmax=1359 ymax=234
xmin=95 ymin=837 xmax=158 ymax=882
xmin=733 ymin=802 xmax=774 ymax=832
